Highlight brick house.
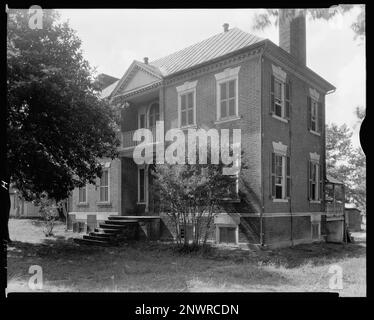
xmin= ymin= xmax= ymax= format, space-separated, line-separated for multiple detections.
xmin=70 ymin=14 xmax=337 ymax=247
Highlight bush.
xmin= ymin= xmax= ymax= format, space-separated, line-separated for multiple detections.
xmin=38 ymin=194 xmax=58 ymax=237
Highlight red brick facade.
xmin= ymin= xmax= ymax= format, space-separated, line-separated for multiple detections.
xmin=70 ymin=32 xmax=334 ymax=247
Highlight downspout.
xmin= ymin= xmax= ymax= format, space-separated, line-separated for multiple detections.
xmin=260 ymin=48 xmax=265 ymax=247
xmin=289 ymin=88 xmax=293 ymax=246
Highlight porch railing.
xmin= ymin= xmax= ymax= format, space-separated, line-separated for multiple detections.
xmin=121 ymin=126 xmax=158 ymax=149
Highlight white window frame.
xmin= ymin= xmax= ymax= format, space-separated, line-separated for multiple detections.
xmin=216 ymin=225 xmax=239 ymax=245
xmin=78 ymin=185 xmax=87 ymax=204
xmin=176 ymin=80 xmax=198 ymax=128
xmin=137 ymin=165 xmax=146 ymax=204
xmin=98 ymin=169 xmax=110 ymax=203
xmin=272 ymin=141 xmax=288 ymax=202
xmin=274 ymin=153 xmax=287 ymax=201
xmin=310 ymin=98 xmax=319 ymax=133
xmin=215 ymin=66 xmax=240 ymax=122
xmin=310 ymin=162 xmax=320 ymax=202
xmin=309 ymin=152 xmax=321 ymax=203
xmin=273 ymin=78 xmax=285 ymax=119
xmin=271 ymin=64 xmax=287 ymax=122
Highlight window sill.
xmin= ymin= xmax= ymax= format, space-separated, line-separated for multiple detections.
xmin=77 ymin=202 xmax=88 ymax=207
xmin=309 ymin=130 xmax=321 ymax=136
xmin=309 ymin=200 xmax=321 ymax=204
xmin=272 ymin=198 xmax=289 ymax=203
xmin=97 ymin=202 xmax=111 ymax=207
xmin=215 ymin=115 xmax=241 ymax=125
xmin=137 ymin=202 xmax=146 ymax=205
xmin=180 ymin=124 xmax=197 ymax=130
xmin=272 ymin=114 xmax=289 ymax=123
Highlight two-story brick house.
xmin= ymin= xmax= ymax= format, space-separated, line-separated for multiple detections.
xmin=70 ymin=13 xmax=336 ymax=247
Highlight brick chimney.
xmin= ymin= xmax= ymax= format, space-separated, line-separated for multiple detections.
xmin=143 ymin=57 xmax=149 ymax=65
xmin=279 ymin=9 xmax=306 ymax=65
xmin=223 ymin=23 xmax=229 ymax=32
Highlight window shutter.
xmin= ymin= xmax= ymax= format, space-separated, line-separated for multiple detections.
xmin=286 ymin=155 xmax=291 ymax=198
xmin=271 ymin=152 xmax=276 ymax=198
xmin=307 ymin=96 xmax=312 ymax=130
xmin=308 ymin=160 xmax=312 ymax=200
xmin=270 ymin=74 xmax=275 ymax=114
xmin=319 ymin=164 xmax=323 ymax=201
xmin=318 ymin=102 xmax=323 ymax=133
xmin=285 ymin=80 xmax=291 ymax=119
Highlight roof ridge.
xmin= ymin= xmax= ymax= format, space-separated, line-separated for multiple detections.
xmin=150 ymin=27 xmax=262 ymax=72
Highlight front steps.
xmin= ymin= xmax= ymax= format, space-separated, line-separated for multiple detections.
xmin=73 ymin=216 xmax=160 ymax=246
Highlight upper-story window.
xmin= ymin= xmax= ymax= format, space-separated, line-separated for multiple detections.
xmin=270 ymin=141 xmax=290 ymax=201
xmin=149 ymin=102 xmax=160 ymax=128
xmin=308 ymin=88 xmax=322 ymax=135
xmin=99 ymin=169 xmax=109 ymax=202
xmin=270 ymin=65 xmax=291 ymax=121
xmin=310 ymin=99 xmax=318 ymax=131
xmin=215 ymin=66 xmax=240 ymax=122
xmin=176 ymin=81 xmax=197 ymax=128
xmin=78 ymin=185 xmax=87 ymax=204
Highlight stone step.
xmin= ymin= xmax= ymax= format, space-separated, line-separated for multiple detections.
xmin=99 ymin=223 xmax=128 ymax=230
xmin=95 ymin=227 xmax=119 ymax=234
xmin=104 ymin=219 xmax=138 ymax=225
xmin=108 ymin=215 xmax=160 ymax=220
xmin=74 ymin=238 xmax=112 ymax=246
xmin=83 ymin=235 xmax=116 ymax=242
xmin=89 ymin=232 xmax=115 ymax=238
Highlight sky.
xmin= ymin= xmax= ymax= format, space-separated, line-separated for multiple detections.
xmin=58 ymin=8 xmax=365 ymax=147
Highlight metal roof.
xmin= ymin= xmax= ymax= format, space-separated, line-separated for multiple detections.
xmin=149 ymin=27 xmax=263 ymax=77
xmin=100 ymin=80 xmax=119 ymax=99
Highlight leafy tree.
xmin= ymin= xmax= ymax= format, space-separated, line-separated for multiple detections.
xmin=252 ymin=6 xmax=365 ymax=42
xmin=326 ymin=107 xmax=366 ymax=212
xmin=5 ymin=10 xmax=119 ymax=239
xmin=152 ymin=155 xmax=237 ymax=248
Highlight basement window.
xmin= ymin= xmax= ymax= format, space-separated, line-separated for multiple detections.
xmin=218 ymin=226 xmax=237 ymax=244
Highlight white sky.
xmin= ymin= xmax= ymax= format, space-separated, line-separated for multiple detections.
xmin=58 ymin=8 xmax=365 ymax=147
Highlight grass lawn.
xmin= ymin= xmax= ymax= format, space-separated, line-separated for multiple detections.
xmin=7 ymin=218 xmax=366 ymax=296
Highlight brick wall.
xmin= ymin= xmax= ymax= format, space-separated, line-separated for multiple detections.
xmin=163 ymin=53 xmax=263 ymax=214
xmin=261 ymin=56 xmax=325 ymax=214
xmin=71 ymin=158 xmax=120 ymax=214
xmin=262 ymin=215 xmax=311 ymax=246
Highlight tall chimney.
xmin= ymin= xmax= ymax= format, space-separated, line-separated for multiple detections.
xmin=279 ymin=9 xmax=306 ymax=65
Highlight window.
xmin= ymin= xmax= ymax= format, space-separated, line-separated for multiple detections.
xmin=270 ymin=65 xmax=291 ymax=121
xmin=138 ymin=113 xmax=146 ymax=128
xmin=215 ymin=66 xmax=240 ymax=122
xmin=310 ymin=99 xmax=318 ymax=132
xmin=176 ymin=80 xmax=197 ymax=128
xmin=219 ymin=80 xmax=236 ymax=119
xmin=78 ymin=186 xmax=87 ymax=203
xmin=149 ymin=103 xmax=160 ymax=128
xmin=219 ymin=226 xmax=237 ymax=244
xmin=138 ymin=167 xmax=146 ymax=203
xmin=99 ymin=170 xmax=109 ymax=202
xmin=180 ymin=92 xmax=194 ymax=127
xmin=271 ymin=152 xmax=291 ymax=200
xmin=307 ymin=93 xmax=322 ymax=134
xmin=274 ymin=78 xmax=284 ymax=117
xmin=308 ymin=161 xmax=321 ymax=201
